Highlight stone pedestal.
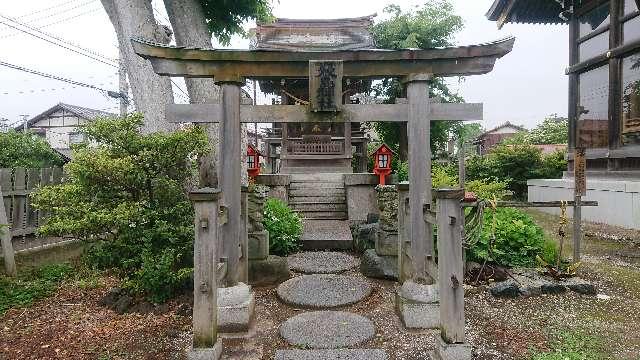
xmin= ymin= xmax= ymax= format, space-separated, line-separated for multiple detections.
xmin=395 ymin=280 xmax=439 ymax=329
xmin=188 ymin=341 xmax=223 ymax=360
xmin=217 ymin=283 xmax=255 ymax=333
xmin=360 ymin=186 xmax=400 ymax=280
xmin=249 ymin=231 xmax=269 ymax=260
xmin=431 ymin=336 xmax=472 ymax=360
xmin=249 ymin=255 xmax=290 ymax=286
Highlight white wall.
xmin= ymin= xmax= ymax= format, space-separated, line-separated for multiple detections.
xmin=30 ymin=110 xmax=88 ymax=149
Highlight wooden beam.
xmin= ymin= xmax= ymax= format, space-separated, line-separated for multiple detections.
xmin=166 ymin=103 xmax=483 ymax=124
xmin=462 ymin=201 xmax=598 ymax=208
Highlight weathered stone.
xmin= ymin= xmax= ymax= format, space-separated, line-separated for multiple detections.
xmin=277 ymin=274 xmax=372 ymax=308
xmin=217 ymin=283 xmax=255 ymax=333
xmin=248 ymin=231 xmax=269 ymax=260
xmin=279 ymin=311 xmax=375 ymax=349
xmin=561 ymin=277 xmax=597 ymax=295
xmin=249 ymin=255 xmax=290 ymax=286
xmin=360 ymin=249 xmax=398 ymax=280
xmin=432 ymin=336 xmax=472 ymax=360
xmin=99 ymin=287 xmax=124 ymax=307
xmin=395 ymin=281 xmax=439 ymax=329
xmin=275 ymin=349 xmax=389 ymax=360
xmin=376 ymin=185 xmax=398 ymax=232
xmin=188 ymin=340 xmax=223 ymax=360
xmin=367 ymin=213 xmax=380 ymax=224
xmin=288 ymin=251 xmax=359 ymax=274
xmin=375 ymin=230 xmax=398 ymax=256
xmin=114 ymin=294 xmax=132 ymax=315
xmin=489 ymin=279 xmax=520 ymax=298
xmin=354 ymin=223 xmax=378 ymax=251
xmin=541 ymin=282 xmax=567 ymax=295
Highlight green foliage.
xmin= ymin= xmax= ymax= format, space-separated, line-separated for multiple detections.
xmin=199 ymin=0 xmax=273 ymax=45
xmin=263 ymin=198 xmax=303 ymax=256
xmin=0 ymin=130 xmax=64 ymax=168
xmin=468 ymin=208 xmax=548 ymax=267
xmin=32 ymin=114 xmax=208 ymax=302
xmin=465 ymin=179 xmax=507 ymax=200
xmin=432 ymin=164 xmax=458 ymax=188
xmin=531 ymin=331 xmax=604 ymax=360
xmin=0 ymin=263 xmax=73 ymax=314
xmin=396 ymin=160 xmax=409 ymax=182
xmin=527 ymin=115 xmax=568 ymax=145
xmin=466 ymin=143 xmax=567 ymax=199
xmin=370 ymin=2 xmax=465 ymax=157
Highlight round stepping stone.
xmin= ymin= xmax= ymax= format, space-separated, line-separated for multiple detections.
xmin=288 ymin=251 xmax=359 ymax=274
xmin=277 ymin=274 xmax=372 ymax=308
xmin=280 ymin=311 xmax=375 ymax=349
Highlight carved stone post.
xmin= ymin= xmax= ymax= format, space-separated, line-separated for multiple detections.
xmin=217 ymin=81 xmax=243 ymax=287
xmin=434 ymin=188 xmax=471 ymax=360
xmin=397 ymin=182 xmax=411 ymax=284
xmin=189 ymin=188 xmax=222 ymax=360
xmin=0 ymin=185 xmax=16 ymax=277
xmin=405 ymin=74 xmax=433 ymax=283
xmin=238 ymin=186 xmax=249 ymax=284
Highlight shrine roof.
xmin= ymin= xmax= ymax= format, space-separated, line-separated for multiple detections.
xmin=251 ymin=15 xmax=376 ymax=51
xmin=486 ymin=0 xmax=567 ymax=28
xmin=131 ymin=37 xmax=515 ymax=79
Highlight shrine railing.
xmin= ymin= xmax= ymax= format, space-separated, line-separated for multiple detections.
xmin=289 ymin=140 xmax=343 ymax=154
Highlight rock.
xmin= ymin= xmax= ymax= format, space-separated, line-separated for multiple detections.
xmin=489 ymin=280 xmax=520 ymax=298
xmin=277 ymin=274 xmax=372 ymax=308
xmin=249 ymin=255 xmax=290 ymax=286
xmin=360 ymin=249 xmax=398 ymax=280
xmin=541 ymin=282 xmax=567 ymax=295
xmin=561 ymin=277 xmax=597 ymax=295
xmin=217 ymin=283 xmax=255 ymax=333
xmin=355 ymin=223 xmax=378 ymax=251
xmin=175 ymin=303 xmax=192 ymax=317
xmin=129 ymin=301 xmax=154 ymax=314
xmin=248 ymin=231 xmax=269 ymax=260
xmin=279 ymin=311 xmax=375 ymax=349
xmin=275 ymin=349 xmax=389 ymax=360
xmin=99 ymin=287 xmax=124 ymax=307
xmin=366 ymin=213 xmax=380 ymax=224
xmin=375 ymin=230 xmax=398 ymax=256
xmin=288 ymin=251 xmax=359 ymax=274
xmin=114 ymin=294 xmax=132 ymax=314
xmin=395 ymin=281 xmax=439 ymax=329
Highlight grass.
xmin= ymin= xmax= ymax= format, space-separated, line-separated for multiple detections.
xmin=0 ymin=263 xmax=73 ymax=315
xmin=531 ymin=331 xmax=606 ymax=360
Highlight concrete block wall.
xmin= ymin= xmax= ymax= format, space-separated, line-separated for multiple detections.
xmin=527 ymin=178 xmax=640 ymax=229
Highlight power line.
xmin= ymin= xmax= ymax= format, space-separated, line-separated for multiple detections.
xmin=0 ymin=60 xmax=114 ymax=94
xmin=0 ymin=13 xmax=117 ymax=65
xmin=15 ymin=0 xmax=84 ymax=19
xmin=0 ymin=18 xmax=117 ymax=68
xmin=0 ymin=8 xmax=103 ymax=40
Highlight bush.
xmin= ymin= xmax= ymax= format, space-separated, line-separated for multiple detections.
xmin=467 ymin=207 xmax=549 ymax=267
xmin=32 ymin=114 xmax=207 ymax=302
xmin=465 ymin=179 xmax=507 ymax=200
xmin=263 ymin=198 xmax=303 ymax=256
xmin=0 ymin=130 xmax=64 ymax=168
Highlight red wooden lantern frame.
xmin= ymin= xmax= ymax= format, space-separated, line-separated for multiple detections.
xmin=247 ymin=144 xmax=262 ymax=178
xmin=371 ymin=144 xmax=394 ymax=185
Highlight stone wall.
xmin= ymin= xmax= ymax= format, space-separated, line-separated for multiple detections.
xmin=344 ymin=174 xmax=379 ymax=225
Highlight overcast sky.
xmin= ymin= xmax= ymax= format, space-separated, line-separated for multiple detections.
xmin=0 ymin=0 xmax=568 ymax=130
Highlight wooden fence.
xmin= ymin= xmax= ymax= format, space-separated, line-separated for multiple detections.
xmin=1 ymin=167 xmax=64 ymax=275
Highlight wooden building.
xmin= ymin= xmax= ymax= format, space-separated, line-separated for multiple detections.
xmin=487 ymin=0 xmax=640 ymax=229
xmin=251 ymin=16 xmax=376 ymax=174
xmin=474 ymin=121 xmax=526 ymax=155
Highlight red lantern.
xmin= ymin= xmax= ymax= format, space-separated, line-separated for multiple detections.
xmin=247 ymin=144 xmax=262 ymax=178
xmin=371 ymin=144 xmax=394 ymax=185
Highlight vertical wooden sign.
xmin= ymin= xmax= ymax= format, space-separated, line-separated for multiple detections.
xmin=309 ymin=60 xmax=343 ymax=112
xmin=574 ymin=147 xmax=586 ymax=196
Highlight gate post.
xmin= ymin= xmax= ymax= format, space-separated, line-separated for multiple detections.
xmin=189 ymin=188 xmax=222 ymax=359
xmin=434 ymin=188 xmax=471 ymax=360
xmin=217 ymin=80 xmax=243 ymax=287
xmin=404 ymin=74 xmax=434 ymax=283
xmin=0 ymin=185 xmax=16 ymax=277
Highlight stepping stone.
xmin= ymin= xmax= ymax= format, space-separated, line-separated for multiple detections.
xmin=275 ymin=349 xmax=389 ymax=360
xmin=301 ymin=220 xmax=353 ymax=250
xmin=279 ymin=311 xmax=375 ymax=349
xmin=288 ymin=251 xmax=359 ymax=274
xmin=277 ymin=274 xmax=371 ymax=308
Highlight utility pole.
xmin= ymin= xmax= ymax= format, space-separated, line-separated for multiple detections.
xmin=20 ymin=114 xmax=29 ymax=131
xmin=118 ymin=47 xmax=128 ymax=117
xmin=0 ymin=117 xmax=8 ymax=132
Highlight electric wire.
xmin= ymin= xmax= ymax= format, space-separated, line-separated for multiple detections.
xmin=15 ymin=0 xmax=84 ymax=19
xmin=0 ymin=8 xmax=103 ymax=40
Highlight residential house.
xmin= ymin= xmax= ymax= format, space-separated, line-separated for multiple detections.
xmin=474 ymin=121 xmax=526 ymax=155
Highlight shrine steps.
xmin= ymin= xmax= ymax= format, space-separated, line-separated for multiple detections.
xmin=289 ymin=174 xmax=348 ymax=221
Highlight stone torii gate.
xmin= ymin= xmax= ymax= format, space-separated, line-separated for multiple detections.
xmin=132 ymin=36 xmax=514 ymax=359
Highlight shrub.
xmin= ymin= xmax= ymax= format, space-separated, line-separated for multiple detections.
xmin=32 ymin=114 xmax=207 ymax=302
xmin=465 ymin=179 xmax=508 ymax=200
xmin=263 ymin=198 xmax=303 ymax=256
xmin=467 ymin=207 xmax=549 ymax=267
xmin=0 ymin=130 xmax=64 ymax=168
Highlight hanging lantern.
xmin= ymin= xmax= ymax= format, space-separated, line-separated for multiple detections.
xmin=247 ymin=144 xmax=262 ymax=178
xmin=371 ymin=144 xmax=394 ymax=185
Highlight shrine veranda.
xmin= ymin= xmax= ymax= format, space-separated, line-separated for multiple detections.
xmin=133 ymin=36 xmax=515 ymax=359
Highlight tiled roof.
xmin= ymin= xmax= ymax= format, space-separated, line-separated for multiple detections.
xmin=486 ymin=0 xmax=567 ymax=27
xmin=17 ymin=103 xmax=116 ymax=130
xmin=476 ymin=121 xmax=527 ymax=140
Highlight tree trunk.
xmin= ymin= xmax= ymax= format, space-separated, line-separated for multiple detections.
xmin=100 ymin=0 xmax=176 ymax=133
xmin=163 ymin=0 xmax=248 ymax=186
xmin=399 ymin=122 xmax=408 ymax=161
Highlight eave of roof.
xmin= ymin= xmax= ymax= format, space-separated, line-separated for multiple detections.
xmin=486 ymin=0 xmax=567 ymax=28
xmin=476 ymin=121 xmax=527 ymax=139
xmin=17 ymin=103 xmax=116 ymax=130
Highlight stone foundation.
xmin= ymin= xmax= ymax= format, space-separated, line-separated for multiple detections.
xmin=431 ymin=336 xmax=472 ymax=360
xmin=395 ymin=281 xmax=439 ymax=329
xmin=217 ymin=283 xmax=255 ymax=333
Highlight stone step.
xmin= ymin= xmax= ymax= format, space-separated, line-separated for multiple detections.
xmin=297 ymin=211 xmax=349 ymax=221
xmin=290 ymin=173 xmax=344 ymax=182
xmin=275 ymin=349 xmax=389 ymax=360
xmin=301 ymin=220 xmax=352 ymax=249
xmin=290 ymin=188 xmax=345 ymax=197
xmin=291 ymin=203 xmax=347 ymax=212
xmin=289 ymin=182 xmax=345 ymax=190
xmin=289 ymin=196 xmax=347 ymax=204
